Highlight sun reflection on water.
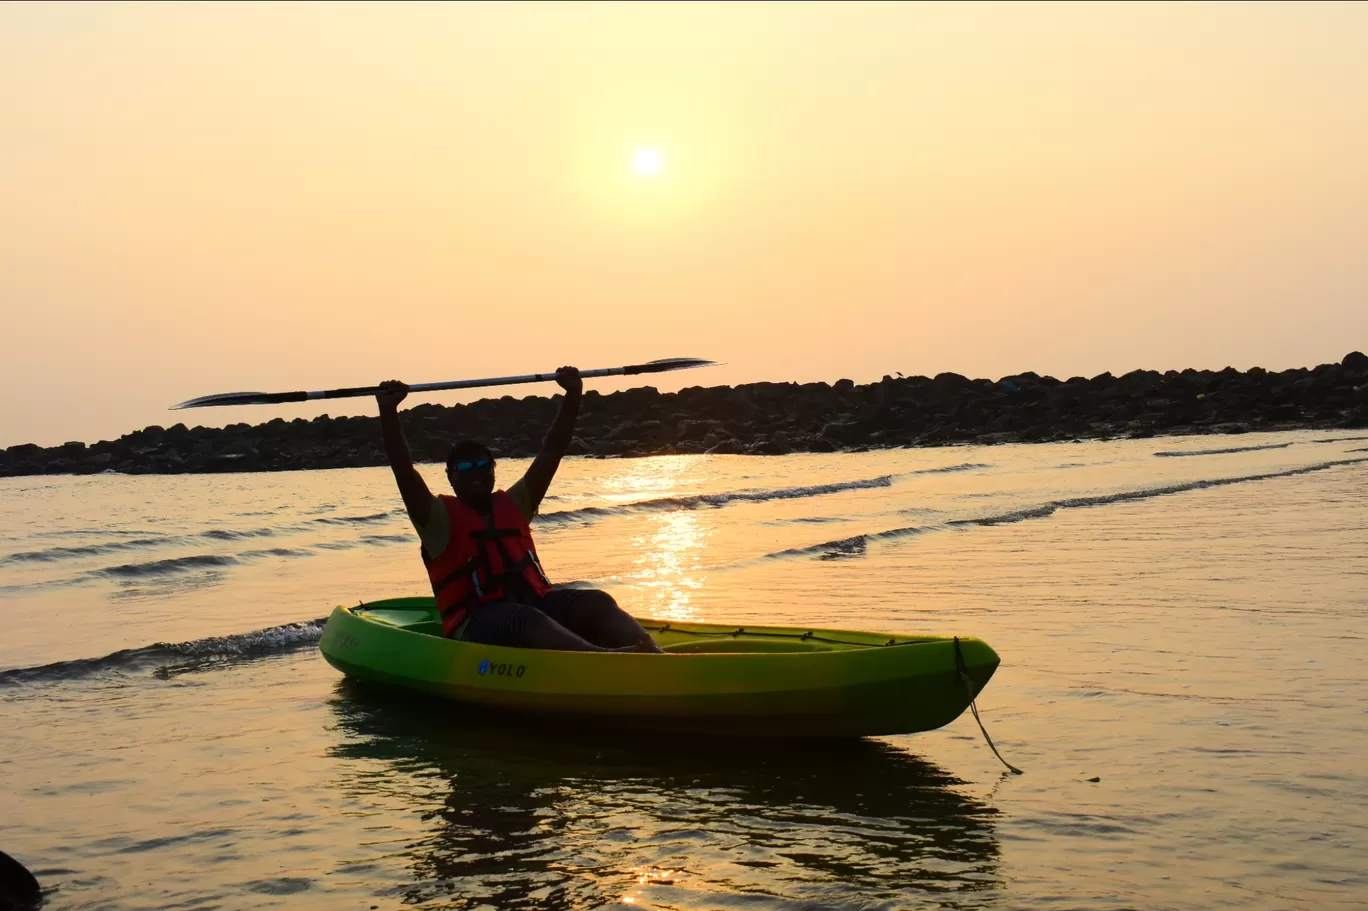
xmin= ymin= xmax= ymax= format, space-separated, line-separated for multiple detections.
xmin=600 ymin=455 xmax=700 ymax=503
xmin=605 ymin=457 xmax=710 ymax=622
xmin=631 ymin=511 xmax=708 ymax=622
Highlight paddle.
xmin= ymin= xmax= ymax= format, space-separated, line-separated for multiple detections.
xmin=171 ymin=357 xmax=718 ymax=410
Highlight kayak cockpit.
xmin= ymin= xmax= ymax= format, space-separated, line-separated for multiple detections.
xmin=661 ymin=638 xmax=836 ymax=653
xmin=348 ymin=600 xmax=939 ymax=654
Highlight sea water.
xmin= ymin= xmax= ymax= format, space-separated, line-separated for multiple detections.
xmin=2 ymin=431 xmax=1365 ymax=909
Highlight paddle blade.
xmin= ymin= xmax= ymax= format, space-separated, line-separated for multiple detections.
xmin=171 ymin=390 xmax=308 ymax=410
xmin=624 ymin=357 xmax=719 ymax=375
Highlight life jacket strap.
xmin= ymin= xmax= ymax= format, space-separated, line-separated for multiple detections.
xmin=431 ymin=555 xmax=481 ymax=598
xmin=525 ymin=548 xmax=551 ymax=586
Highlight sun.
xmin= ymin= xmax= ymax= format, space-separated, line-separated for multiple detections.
xmin=632 ymin=146 xmax=663 ymax=177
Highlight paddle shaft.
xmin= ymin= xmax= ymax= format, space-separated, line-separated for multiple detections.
xmin=307 ymin=366 xmax=640 ymax=403
xmin=171 ymin=357 xmax=716 ymax=409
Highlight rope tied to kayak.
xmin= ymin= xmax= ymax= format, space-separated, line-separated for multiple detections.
xmin=954 ymin=636 xmax=1023 ymax=775
xmin=638 ymin=625 xmax=928 ymax=648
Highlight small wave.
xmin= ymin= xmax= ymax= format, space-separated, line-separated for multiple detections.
xmin=537 ymin=475 xmax=897 ymax=527
xmin=0 ymin=618 xmax=327 ymax=687
xmin=765 ymin=527 xmax=934 ymax=561
xmin=0 ymin=575 xmax=100 ymax=597
xmin=310 ymin=511 xmax=399 ymax=526
xmin=761 ymin=457 xmax=1368 ymax=561
xmin=360 ymin=533 xmax=412 ymax=545
xmin=96 ymin=554 xmax=240 ymax=578
xmin=239 ymin=547 xmax=313 ymax=559
xmin=0 ymin=537 xmax=168 ymax=565
xmin=758 ymin=515 xmax=851 ymax=527
xmin=1313 ymin=436 xmax=1368 ymax=444
xmin=36 ymin=527 xmax=168 ymax=539
xmin=816 ymin=536 xmax=870 ymax=560
xmin=901 ymin=462 xmax=991 ymax=475
xmin=200 ymin=527 xmax=279 ymax=541
xmin=1153 ymin=442 xmax=1292 ymax=458
xmin=2 ymin=530 xmax=406 ymax=595
xmin=108 ymin=570 xmax=230 ymax=600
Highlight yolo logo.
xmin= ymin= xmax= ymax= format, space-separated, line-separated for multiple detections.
xmin=478 ymin=658 xmax=525 ymax=678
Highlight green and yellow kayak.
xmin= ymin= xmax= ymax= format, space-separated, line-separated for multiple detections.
xmin=319 ymin=598 xmax=1000 ymax=738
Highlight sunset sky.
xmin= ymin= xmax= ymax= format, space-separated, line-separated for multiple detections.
xmin=3 ymin=2 xmax=1366 ymax=447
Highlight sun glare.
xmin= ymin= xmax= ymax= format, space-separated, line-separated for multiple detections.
xmin=632 ymin=146 xmax=663 ymax=176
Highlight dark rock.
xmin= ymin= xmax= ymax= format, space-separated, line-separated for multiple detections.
xmin=600 ymin=421 xmax=636 ymax=441
xmin=819 ymin=421 xmax=861 ymax=443
xmin=933 ymin=372 xmax=973 ymax=393
xmin=1267 ymin=403 xmax=1302 ymax=421
xmin=0 ymin=850 xmax=40 ymax=911
xmin=746 ymin=438 xmax=791 ymax=455
xmin=675 ymin=419 xmax=727 ymax=441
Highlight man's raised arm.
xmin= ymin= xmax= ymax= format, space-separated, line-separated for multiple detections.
xmin=376 ymin=380 xmax=433 ymax=529
xmin=522 ymin=366 xmax=583 ymax=513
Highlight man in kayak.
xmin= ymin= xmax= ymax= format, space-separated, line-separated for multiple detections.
xmin=376 ymin=368 xmax=661 ymax=653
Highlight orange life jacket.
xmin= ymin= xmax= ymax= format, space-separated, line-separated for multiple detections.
xmin=423 ymin=491 xmax=553 ymax=637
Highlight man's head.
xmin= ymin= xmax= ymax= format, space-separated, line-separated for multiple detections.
xmin=446 ymin=440 xmax=495 ymax=512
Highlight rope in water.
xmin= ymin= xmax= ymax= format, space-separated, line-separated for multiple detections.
xmin=954 ymin=636 xmax=1023 ymax=775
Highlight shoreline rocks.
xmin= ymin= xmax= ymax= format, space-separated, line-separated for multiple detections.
xmin=4 ymin=352 xmax=1367 ymax=478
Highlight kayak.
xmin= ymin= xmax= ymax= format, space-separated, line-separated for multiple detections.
xmin=319 ymin=597 xmax=1001 ymax=738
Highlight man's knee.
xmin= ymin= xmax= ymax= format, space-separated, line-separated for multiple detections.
xmin=548 ymin=585 xmax=619 ymax=614
xmin=579 ymin=588 xmax=620 ymax=611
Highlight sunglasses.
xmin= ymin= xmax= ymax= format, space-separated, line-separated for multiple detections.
xmin=450 ymin=458 xmax=492 ymax=473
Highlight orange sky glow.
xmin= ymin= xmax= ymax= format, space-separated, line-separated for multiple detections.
xmin=2 ymin=2 xmax=1366 ymax=446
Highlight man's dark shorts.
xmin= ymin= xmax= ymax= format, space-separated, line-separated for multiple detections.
xmin=454 ymin=585 xmax=615 ymax=647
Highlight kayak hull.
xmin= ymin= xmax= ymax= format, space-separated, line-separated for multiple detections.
xmin=319 ymin=598 xmax=1000 ymax=738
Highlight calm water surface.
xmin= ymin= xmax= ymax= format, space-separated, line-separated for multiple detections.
xmin=2 ymin=431 xmax=1366 ymax=909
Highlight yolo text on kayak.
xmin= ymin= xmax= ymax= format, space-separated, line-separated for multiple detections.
xmin=478 ymin=659 xmax=527 ymax=678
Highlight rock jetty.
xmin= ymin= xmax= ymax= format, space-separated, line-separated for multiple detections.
xmin=4 ymin=352 xmax=1367 ymax=477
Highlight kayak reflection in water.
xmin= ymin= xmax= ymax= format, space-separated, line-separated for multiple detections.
xmin=376 ymin=367 xmax=661 ymax=653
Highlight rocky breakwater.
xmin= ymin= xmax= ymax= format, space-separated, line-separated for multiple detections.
xmin=4 ymin=352 xmax=1367 ymax=478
